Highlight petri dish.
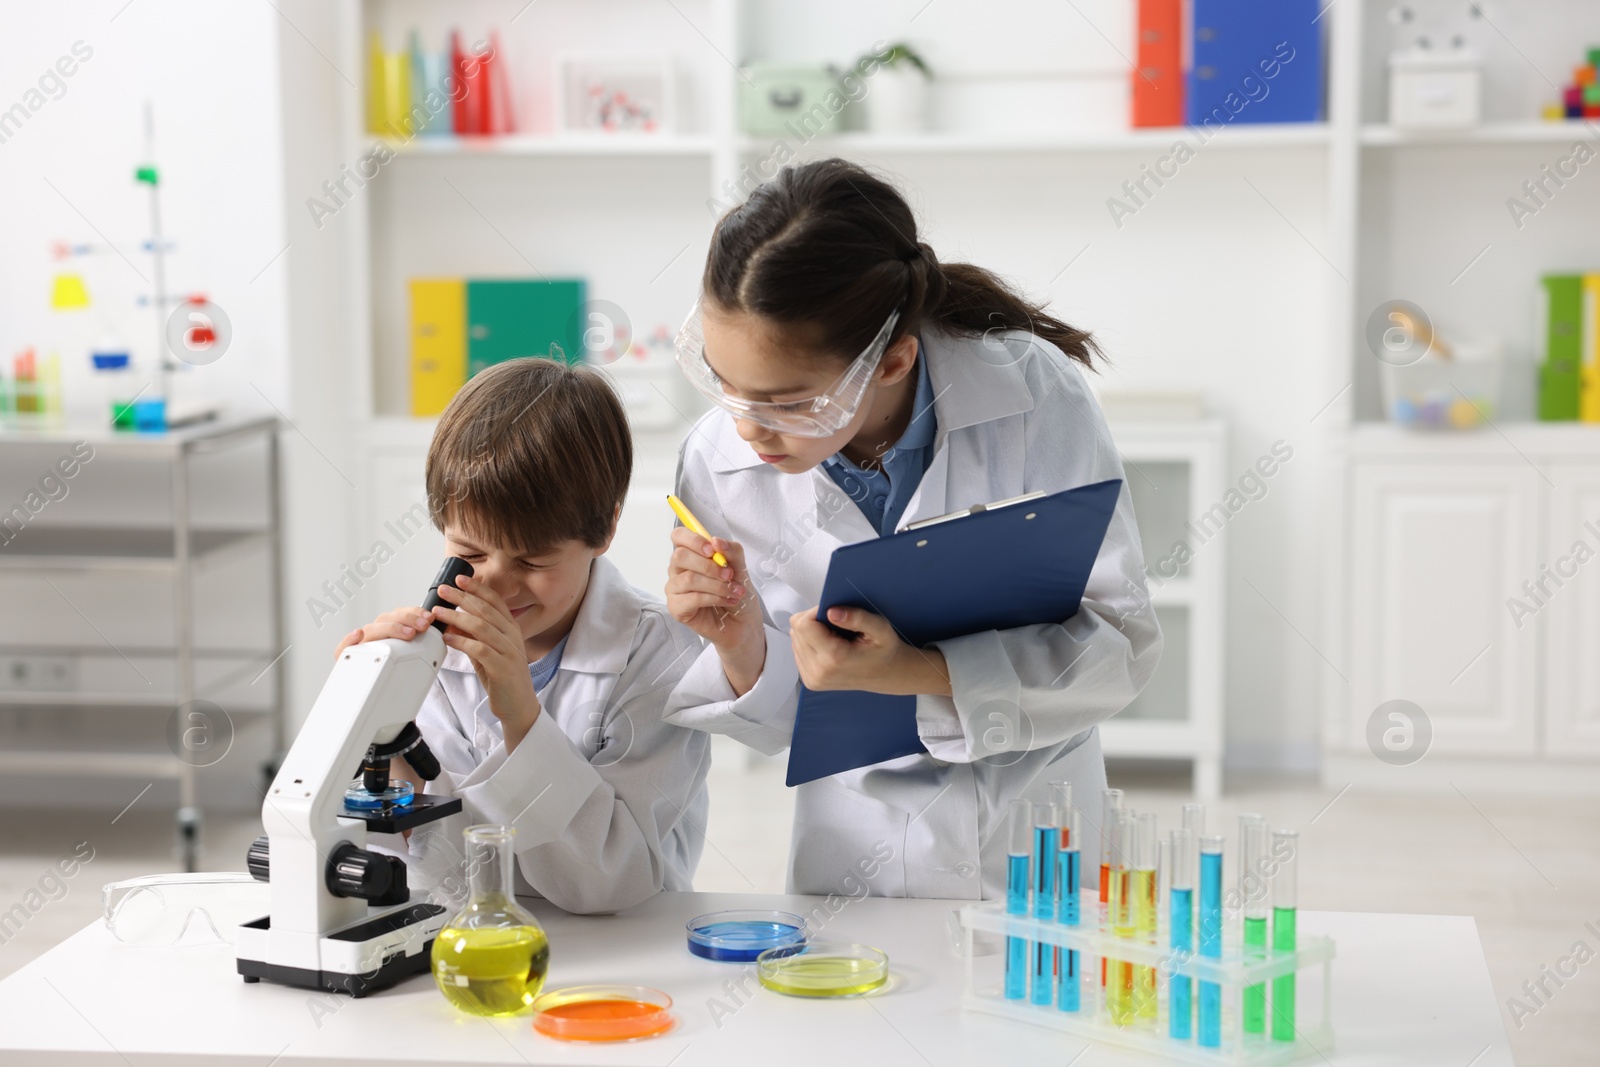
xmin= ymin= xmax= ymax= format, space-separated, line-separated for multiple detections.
xmin=531 ymin=985 xmax=674 ymax=1042
xmin=686 ymin=909 xmax=808 ymax=963
xmin=344 ymin=780 xmax=414 ymax=810
xmin=757 ymin=941 xmax=889 ymax=998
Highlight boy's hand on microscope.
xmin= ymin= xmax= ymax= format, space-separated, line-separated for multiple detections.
xmin=334 ymin=607 xmax=432 ymax=658
xmin=429 ymin=574 xmax=541 ymax=752
xmin=665 ymin=528 xmax=765 ymax=697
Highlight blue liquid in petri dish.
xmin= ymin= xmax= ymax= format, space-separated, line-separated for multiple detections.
xmin=688 ymin=919 xmax=806 ymax=962
xmin=343 ymin=781 xmax=416 ymax=811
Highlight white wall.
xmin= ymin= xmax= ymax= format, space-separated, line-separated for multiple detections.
xmin=0 ymin=0 xmax=290 ymax=416
xmin=0 ymin=0 xmax=370 ymax=811
xmin=0 ymin=0 xmax=303 ymax=811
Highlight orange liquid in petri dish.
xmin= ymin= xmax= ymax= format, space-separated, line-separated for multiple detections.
xmin=532 ymin=997 xmax=674 ymax=1042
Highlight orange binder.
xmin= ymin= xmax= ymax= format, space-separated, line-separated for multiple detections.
xmin=1133 ymin=0 xmax=1184 ymax=127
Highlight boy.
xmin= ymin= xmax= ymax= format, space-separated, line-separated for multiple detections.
xmin=337 ymin=358 xmax=709 ymax=914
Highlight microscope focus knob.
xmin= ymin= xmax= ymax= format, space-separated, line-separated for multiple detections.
xmin=325 ymin=843 xmax=409 ymax=907
xmin=246 ymin=835 xmax=271 ymax=882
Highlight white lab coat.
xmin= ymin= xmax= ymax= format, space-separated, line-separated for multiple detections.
xmin=665 ymin=326 xmax=1162 ymax=900
xmin=404 ymin=556 xmax=711 ymax=915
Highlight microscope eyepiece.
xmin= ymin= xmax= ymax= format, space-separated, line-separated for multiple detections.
xmin=422 ymin=557 xmax=475 ymax=633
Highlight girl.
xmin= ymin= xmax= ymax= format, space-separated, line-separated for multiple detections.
xmin=664 ymin=158 xmax=1161 ymax=900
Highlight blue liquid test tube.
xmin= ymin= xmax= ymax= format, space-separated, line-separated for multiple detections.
xmin=1031 ymin=801 xmax=1059 ymax=1005
xmin=1198 ymin=834 xmax=1224 ymax=1047
xmin=1056 ymin=801 xmax=1082 ymax=1012
xmin=1169 ymin=827 xmax=1196 ymax=1040
xmin=1005 ymin=798 xmax=1031 ymax=1000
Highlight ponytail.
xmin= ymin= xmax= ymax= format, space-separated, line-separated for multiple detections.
xmin=702 ymin=158 xmax=1098 ymax=368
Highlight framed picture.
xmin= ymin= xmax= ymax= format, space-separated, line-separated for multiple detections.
xmin=558 ymin=55 xmax=675 ymax=134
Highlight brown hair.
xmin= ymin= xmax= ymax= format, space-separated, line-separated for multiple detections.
xmin=426 ymin=358 xmax=631 ymax=552
xmin=702 ymin=157 xmax=1098 ymax=368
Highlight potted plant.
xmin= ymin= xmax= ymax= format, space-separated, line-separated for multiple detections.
xmin=861 ymin=42 xmax=931 ymax=133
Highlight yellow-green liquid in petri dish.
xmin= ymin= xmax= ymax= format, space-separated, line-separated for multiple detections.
xmin=759 ymin=954 xmax=886 ymax=997
xmin=432 ymin=924 xmax=550 ymax=1016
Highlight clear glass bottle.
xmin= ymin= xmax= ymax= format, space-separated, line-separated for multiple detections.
xmin=430 ymin=824 xmax=549 ymax=1016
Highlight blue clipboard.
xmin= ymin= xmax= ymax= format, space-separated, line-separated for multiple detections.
xmin=785 ymin=478 xmax=1123 ymax=787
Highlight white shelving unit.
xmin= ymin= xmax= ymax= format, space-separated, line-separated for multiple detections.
xmin=0 ymin=417 xmax=285 ymax=868
xmin=1104 ymin=419 xmax=1228 ymax=799
xmin=327 ymin=0 xmax=1342 ymax=785
xmin=1318 ymin=1 xmax=1600 ymax=790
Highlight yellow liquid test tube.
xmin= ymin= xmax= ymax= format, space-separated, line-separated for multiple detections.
xmin=1133 ymin=812 xmax=1159 ymax=1020
xmin=1106 ymin=807 xmax=1136 ymax=1026
xmin=1098 ymin=787 xmax=1123 ymax=991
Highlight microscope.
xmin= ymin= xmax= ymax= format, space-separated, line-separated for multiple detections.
xmin=236 ymin=558 xmax=473 ymax=997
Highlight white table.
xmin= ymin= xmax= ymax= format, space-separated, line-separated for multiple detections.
xmin=0 ymin=891 xmax=1514 ymax=1066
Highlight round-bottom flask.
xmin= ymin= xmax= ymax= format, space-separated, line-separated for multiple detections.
xmin=431 ymin=824 xmax=549 ymax=1016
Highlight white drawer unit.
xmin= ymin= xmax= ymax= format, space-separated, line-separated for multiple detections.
xmin=1327 ymin=428 xmax=1600 ymax=790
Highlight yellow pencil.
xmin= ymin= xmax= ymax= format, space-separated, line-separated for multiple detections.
xmin=666 ymin=494 xmax=729 ymax=567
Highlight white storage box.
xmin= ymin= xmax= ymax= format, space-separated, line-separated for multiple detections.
xmin=1389 ymin=49 xmax=1481 ymax=129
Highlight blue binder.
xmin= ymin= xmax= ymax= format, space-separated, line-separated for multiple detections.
xmin=785 ymin=479 xmax=1123 ymax=787
xmin=1187 ymin=0 xmax=1324 ymax=126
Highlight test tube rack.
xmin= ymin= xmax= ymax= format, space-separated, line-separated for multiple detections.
xmin=958 ymin=900 xmax=1334 ymax=1066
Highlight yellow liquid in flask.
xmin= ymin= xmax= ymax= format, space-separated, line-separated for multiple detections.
xmin=432 ymin=924 xmax=550 ymax=1016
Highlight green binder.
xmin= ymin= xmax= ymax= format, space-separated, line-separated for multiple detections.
xmin=1541 ymin=274 xmax=1582 ymax=421
xmin=466 ymin=279 xmax=586 ymax=376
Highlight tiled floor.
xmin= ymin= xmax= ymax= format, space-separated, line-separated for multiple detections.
xmin=2 ymin=754 xmax=1595 ymax=1064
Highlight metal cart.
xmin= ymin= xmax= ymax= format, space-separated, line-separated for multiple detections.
xmin=0 ymin=415 xmax=284 ymax=871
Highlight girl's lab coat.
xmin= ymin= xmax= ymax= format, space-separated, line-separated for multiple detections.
xmin=405 ymin=556 xmax=711 ymax=915
xmin=665 ymin=327 xmax=1162 ymax=900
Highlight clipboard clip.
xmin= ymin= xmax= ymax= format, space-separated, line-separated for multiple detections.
xmin=901 ymin=490 xmax=1048 ymax=533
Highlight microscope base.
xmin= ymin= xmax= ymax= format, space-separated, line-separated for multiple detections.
xmin=236 ymin=900 xmax=447 ymax=998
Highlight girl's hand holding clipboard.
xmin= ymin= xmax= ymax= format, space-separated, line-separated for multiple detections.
xmin=790 ymin=605 xmax=951 ymax=697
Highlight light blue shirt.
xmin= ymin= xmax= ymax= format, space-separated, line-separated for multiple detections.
xmin=528 ymin=633 xmax=568 ymax=692
xmin=822 ymin=345 xmax=937 ymax=537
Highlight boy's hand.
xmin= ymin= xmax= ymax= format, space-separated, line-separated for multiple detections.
xmin=430 ymin=574 xmax=541 ymax=752
xmin=665 ymin=527 xmax=765 ymax=697
xmin=334 ymin=607 xmax=433 ymax=659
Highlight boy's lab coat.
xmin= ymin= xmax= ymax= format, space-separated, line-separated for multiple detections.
xmin=666 ymin=328 xmax=1162 ymax=900
xmin=405 ymin=556 xmax=710 ymax=915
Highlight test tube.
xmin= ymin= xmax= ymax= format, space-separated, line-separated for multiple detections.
xmin=1133 ymin=812 xmax=1159 ymax=1020
xmin=1240 ymin=814 xmax=1269 ymax=1034
xmin=1271 ymin=829 xmax=1299 ymax=1042
xmin=1106 ymin=807 xmax=1137 ymax=1026
xmin=1055 ymin=804 xmax=1082 ymax=1012
xmin=1098 ymin=787 xmax=1123 ymax=990
xmin=1198 ymin=834 xmax=1224 ymax=1048
xmin=1005 ymin=798 xmax=1031 ymax=1000
xmin=1031 ymin=802 xmax=1059 ymax=1006
xmin=1181 ymin=803 xmax=1205 ymax=900
xmin=1098 ymin=788 xmax=1124 ymax=906
xmin=1049 ymin=782 xmax=1072 ymax=1009
xmin=1168 ymin=827 xmax=1196 ymax=1041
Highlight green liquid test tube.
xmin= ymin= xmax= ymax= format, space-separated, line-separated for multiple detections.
xmin=1272 ymin=829 xmax=1299 ymax=1042
xmin=1240 ymin=814 xmax=1269 ymax=1035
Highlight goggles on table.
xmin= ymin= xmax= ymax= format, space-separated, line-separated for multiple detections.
xmin=674 ymin=300 xmax=901 ymax=438
xmin=102 ymin=872 xmax=270 ymax=946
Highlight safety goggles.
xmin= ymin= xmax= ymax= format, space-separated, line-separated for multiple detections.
xmin=102 ymin=872 xmax=270 ymax=946
xmin=674 ymin=300 xmax=900 ymax=438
